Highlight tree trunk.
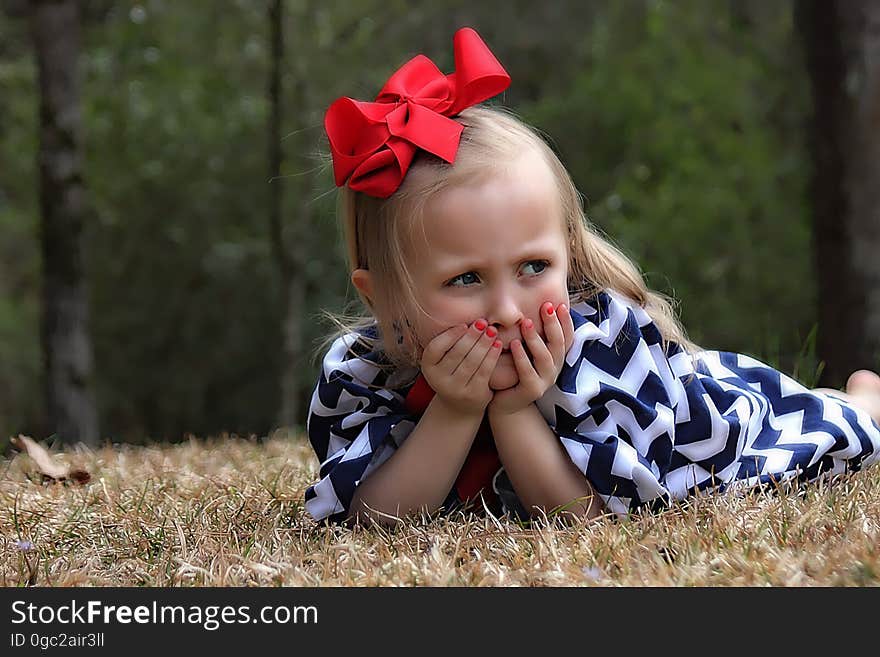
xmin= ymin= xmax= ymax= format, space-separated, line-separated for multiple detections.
xmin=797 ymin=1 xmax=880 ymax=386
xmin=269 ymin=0 xmax=310 ymax=432
xmin=278 ymin=213 xmax=308 ymax=431
xmin=31 ymin=0 xmax=99 ymax=446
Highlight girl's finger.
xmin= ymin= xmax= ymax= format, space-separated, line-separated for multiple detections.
xmin=542 ymin=302 xmax=566 ymax=363
xmin=454 ymin=328 xmax=497 ymax=382
xmin=511 ymin=339 xmax=541 ymax=384
xmin=522 ymin=317 xmax=554 ymax=374
xmin=422 ymin=324 xmax=469 ymax=367
xmin=468 ymin=336 xmax=503 ymax=388
xmin=437 ymin=320 xmax=488 ymax=374
xmin=558 ymin=303 xmax=575 ymax=355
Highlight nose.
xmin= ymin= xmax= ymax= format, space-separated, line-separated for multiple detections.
xmin=487 ymin=281 xmax=524 ymax=334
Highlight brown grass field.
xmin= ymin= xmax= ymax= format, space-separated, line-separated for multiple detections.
xmin=2 ymin=434 xmax=879 ymax=587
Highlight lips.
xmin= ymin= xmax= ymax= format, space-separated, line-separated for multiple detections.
xmin=497 ymin=345 xmax=535 ymax=361
xmin=497 ymin=333 xmax=545 ymax=353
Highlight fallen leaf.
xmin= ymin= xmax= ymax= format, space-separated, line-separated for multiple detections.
xmin=9 ymin=435 xmax=91 ymax=485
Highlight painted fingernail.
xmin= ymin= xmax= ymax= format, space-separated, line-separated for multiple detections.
xmin=486 ymin=326 xmax=497 ymax=338
xmin=546 ymin=303 xmax=554 ymax=315
xmin=474 ymin=319 xmax=487 ymax=331
xmin=492 ymin=340 xmax=502 ymax=349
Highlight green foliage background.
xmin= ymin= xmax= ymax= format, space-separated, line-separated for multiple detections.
xmin=0 ymin=0 xmax=816 ymax=443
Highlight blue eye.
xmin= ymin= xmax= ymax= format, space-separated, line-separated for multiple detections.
xmin=448 ymin=272 xmax=480 ymax=287
xmin=521 ymin=260 xmax=548 ymax=276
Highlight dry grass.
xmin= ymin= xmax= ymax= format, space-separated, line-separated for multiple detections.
xmin=2 ymin=434 xmax=879 ymax=587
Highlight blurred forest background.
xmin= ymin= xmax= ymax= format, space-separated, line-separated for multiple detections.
xmin=1 ymin=0 xmax=878 ymax=447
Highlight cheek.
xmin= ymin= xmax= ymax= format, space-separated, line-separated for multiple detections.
xmin=532 ymin=277 xmax=571 ymax=318
xmin=520 ymin=283 xmax=569 ymax=343
xmin=549 ymin=271 xmax=571 ymax=304
xmin=409 ymin=302 xmax=472 ymax=350
xmin=415 ymin=296 xmax=479 ymax=337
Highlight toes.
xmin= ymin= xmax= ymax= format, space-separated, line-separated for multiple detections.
xmin=845 ymin=369 xmax=880 ymax=394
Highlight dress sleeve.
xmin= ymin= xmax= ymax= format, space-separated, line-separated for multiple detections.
xmin=304 ymin=333 xmax=417 ymax=524
xmin=537 ymin=290 xmax=685 ymax=517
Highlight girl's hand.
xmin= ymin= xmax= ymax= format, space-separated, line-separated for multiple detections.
xmin=489 ymin=302 xmax=575 ymax=416
xmin=420 ymin=319 xmax=502 ymax=416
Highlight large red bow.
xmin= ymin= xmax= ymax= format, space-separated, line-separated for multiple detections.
xmin=324 ymin=27 xmax=511 ymax=198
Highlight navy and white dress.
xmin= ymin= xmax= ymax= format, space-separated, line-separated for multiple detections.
xmin=304 ymin=289 xmax=880 ymax=523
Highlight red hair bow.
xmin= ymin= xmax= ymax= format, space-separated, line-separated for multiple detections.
xmin=324 ymin=27 xmax=511 ymax=199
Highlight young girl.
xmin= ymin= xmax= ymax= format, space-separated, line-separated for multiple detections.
xmin=305 ymin=27 xmax=880 ymax=526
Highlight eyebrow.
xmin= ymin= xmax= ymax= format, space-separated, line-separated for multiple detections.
xmin=435 ymin=244 xmax=560 ymax=276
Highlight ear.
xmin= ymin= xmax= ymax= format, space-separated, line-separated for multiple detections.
xmin=351 ymin=268 xmax=374 ymax=306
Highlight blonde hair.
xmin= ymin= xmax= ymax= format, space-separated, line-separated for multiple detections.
xmin=319 ymin=105 xmax=698 ymax=383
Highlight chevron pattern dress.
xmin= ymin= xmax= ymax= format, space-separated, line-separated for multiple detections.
xmin=304 ymin=290 xmax=880 ymax=523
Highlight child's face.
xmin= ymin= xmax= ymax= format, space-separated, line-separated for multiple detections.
xmin=407 ymin=155 xmax=571 ymax=391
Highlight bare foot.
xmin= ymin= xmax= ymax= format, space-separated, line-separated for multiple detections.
xmin=846 ymin=369 xmax=880 ymax=393
xmin=844 ymin=369 xmax=880 ymax=423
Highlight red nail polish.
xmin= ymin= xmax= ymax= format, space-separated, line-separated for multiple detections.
xmin=486 ymin=326 xmax=497 ymax=338
xmin=546 ymin=304 xmax=554 ymax=315
xmin=492 ymin=340 xmax=502 ymax=349
xmin=475 ymin=319 xmax=487 ymax=331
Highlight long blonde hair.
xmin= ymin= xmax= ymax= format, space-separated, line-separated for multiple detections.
xmin=319 ymin=105 xmax=697 ymax=382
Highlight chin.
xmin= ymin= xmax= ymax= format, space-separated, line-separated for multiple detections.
xmin=489 ymin=354 xmax=520 ymax=390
